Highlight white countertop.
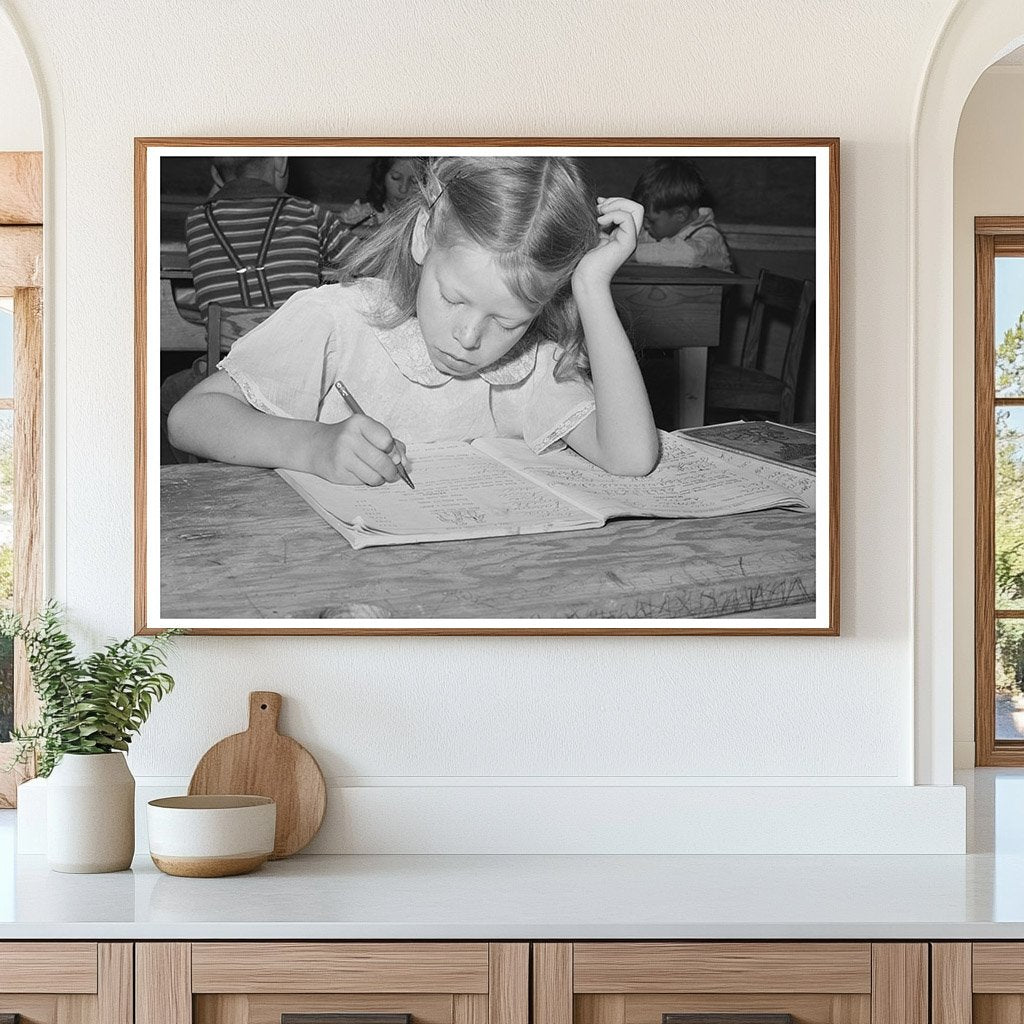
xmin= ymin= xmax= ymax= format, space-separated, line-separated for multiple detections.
xmin=0 ymin=848 xmax=1021 ymax=940
xmin=1 ymin=768 xmax=1021 ymax=941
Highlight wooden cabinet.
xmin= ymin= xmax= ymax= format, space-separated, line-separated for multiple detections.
xmin=136 ymin=944 xmax=528 ymax=1024
xmin=0 ymin=943 xmax=132 ymax=1024
xmin=933 ymin=943 xmax=1022 ymax=1024
xmin=532 ymin=943 xmax=928 ymax=1024
xmin=0 ymin=938 xmax=952 ymax=1024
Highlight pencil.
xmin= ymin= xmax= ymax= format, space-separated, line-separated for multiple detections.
xmin=333 ymin=380 xmax=415 ymax=490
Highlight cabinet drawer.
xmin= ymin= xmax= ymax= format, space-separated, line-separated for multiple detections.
xmin=139 ymin=942 xmax=528 ymax=1024
xmin=0 ymin=943 xmax=130 ymax=1024
xmin=0 ymin=942 xmax=98 ymax=993
xmin=191 ymin=943 xmax=490 ymax=993
xmin=572 ymin=943 xmax=871 ymax=994
xmin=534 ymin=943 xmax=926 ymax=1024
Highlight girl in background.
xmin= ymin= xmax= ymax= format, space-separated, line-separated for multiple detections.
xmin=339 ymin=156 xmax=427 ymax=236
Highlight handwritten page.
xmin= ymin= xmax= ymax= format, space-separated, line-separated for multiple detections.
xmin=682 ymin=442 xmax=816 ymax=510
xmin=277 ymin=441 xmax=600 ymax=549
xmin=475 ymin=432 xmax=809 ymax=521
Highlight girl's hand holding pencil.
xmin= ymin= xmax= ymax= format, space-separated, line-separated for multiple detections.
xmin=310 ymin=381 xmax=412 ymax=488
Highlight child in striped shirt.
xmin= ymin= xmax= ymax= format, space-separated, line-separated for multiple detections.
xmin=162 ymin=156 xmax=351 ymax=460
xmin=186 ymin=155 xmax=351 ymax=326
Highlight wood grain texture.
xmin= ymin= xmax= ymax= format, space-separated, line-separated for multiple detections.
xmin=573 ymin=943 xmax=871 ymax=994
xmin=623 ymin=994 xmax=869 ymax=1024
xmin=973 ymin=995 xmax=1024 ymax=1024
xmin=0 ymin=153 xmax=42 ymax=225
xmin=0 ymin=943 xmax=97 ymax=993
xmin=0 ymin=226 xmax=42 ymax=295
xmin=14 ymin=286 xmax=43 ymax=732
xmin=0 ymin=999 xmax=57 ymax=1024
xmin=663 ymin=1015 xmax=792 ymax=1024
xmin=136 ymin=943 xmax=192 ymax=1024
xmin=974 ymin=228 xmax=1024 ymax=765
xmin=56 ymin=992 xmax=95 ymax=1024
xmin=827 ymin=136 xmax=841 ymax=637
xmin=191 ymin=943 xmax=489 ymax=994
xmin=136 ymin=136 xmax=839 ymax=637
xmin=972 ymin=944 xmax=1024 ymax=992
xmin=453 ymin=995 xmax=487 ymax=1024
xmin=976 ymin=230 xmax=998 ymax=766
xmin=151 ymin=853 xmax=269 ymax=877
xmin=977 ymin=217 xmax=1024 ymax=236
xmin=931 ymin=944 xmax=972 ymax=1024
xmin=870 ymin=945 xmax=927 ymax=1024
xmin=188 ymin=691 xmax=326 ymax=859
xmin=278 ymin=1013 xmax=409 ymax=1024
xmin=134 ymin=137 xmax=149 ymax=634
xmin=196 ymin=994 xmax=248 ymax=1024
xmin=97 ymin=945 xmax=133 ymax=1024
xmin=157 ymin=465 xmax=816 ymax=630
xmin=576 ymin=996 xmax=625 ymax=1024
xmin=244 ymin=995 xmax=450 ymax=1024
xmin=533 ymin=944 xmax=572 ymax=1024
xmin=489 ymin=944 xmax=528 ymax=1024
xmin=0 ymin=748 xmax=31 ymax=808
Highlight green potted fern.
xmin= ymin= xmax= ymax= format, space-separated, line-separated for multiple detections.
xmin=1 ymin=603 xmax=179 ymax=873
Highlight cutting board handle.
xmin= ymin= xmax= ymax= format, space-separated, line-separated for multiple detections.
xmin=248 ymin=691 xmax=282 ymax=734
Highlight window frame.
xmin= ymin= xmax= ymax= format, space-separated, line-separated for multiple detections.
xmin=975 ymin=217 xmax=1024 ymax=765
xmin=0 ymin=152 xmax=43 ymax=806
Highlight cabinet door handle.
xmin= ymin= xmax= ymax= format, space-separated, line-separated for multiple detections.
xmin=664 ymin=1016 xmax=795 ymax=1024
xmin=283 ymin=1015 xmax=411 ymax=1024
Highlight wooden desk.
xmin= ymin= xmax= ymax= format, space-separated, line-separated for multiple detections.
xmin=611 ymin=263 xmax=749 ymax=429
xmin=159 ymin=464 xmax=815 ymax=622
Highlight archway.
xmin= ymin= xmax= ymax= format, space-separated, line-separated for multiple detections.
xmin=913 ymin=1 xmax=1024 ymax=785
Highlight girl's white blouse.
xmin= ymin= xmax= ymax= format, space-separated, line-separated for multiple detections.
xmin=218 ymin=279 xmax=596 ymax=453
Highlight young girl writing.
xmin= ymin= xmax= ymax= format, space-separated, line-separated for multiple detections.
xmin=167 ymin=156 xmax=659 ymax=484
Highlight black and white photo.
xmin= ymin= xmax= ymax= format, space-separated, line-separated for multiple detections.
xmin=136 ymin=139 xmax=838 ymax=634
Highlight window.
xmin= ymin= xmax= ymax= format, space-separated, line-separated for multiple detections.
xmin=976 ymin=219 xmax=1024 ymax=764
xmin=0 ymin=152 xmax=43 ymax=806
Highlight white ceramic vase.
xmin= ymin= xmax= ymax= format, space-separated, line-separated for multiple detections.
xmin=46 ymin=752 xmax=135 ymax=873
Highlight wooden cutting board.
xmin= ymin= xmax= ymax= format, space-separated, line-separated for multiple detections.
xmin=188 ymin=691 xmax=327 ymax=859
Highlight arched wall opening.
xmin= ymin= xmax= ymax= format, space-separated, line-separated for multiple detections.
xmin=952 ymin=46 xmax=1024 ymax=768
xmin=914 ymin=2 xmax=1024 ymax=785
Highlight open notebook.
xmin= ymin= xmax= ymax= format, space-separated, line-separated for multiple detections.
xmin=277 ymin=430 xmax=812 ymax=550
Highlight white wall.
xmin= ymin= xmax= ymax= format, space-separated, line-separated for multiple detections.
xmin=952 ymin=65 xmax=1024 ymax=768
xmin=0 ymin=9 xmax=39 ymax=152
xmin=0 ymin=0 xmax=975 ymax=852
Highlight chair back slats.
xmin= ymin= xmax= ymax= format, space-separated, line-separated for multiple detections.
xmin=717 ymin=269 xmax=815 ymax=425
xmin=777 ymin=279 xmax=815 ymax=423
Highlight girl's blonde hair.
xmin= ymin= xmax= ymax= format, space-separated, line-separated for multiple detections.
xmin=339 ymin=156 xmax=599 ymax=381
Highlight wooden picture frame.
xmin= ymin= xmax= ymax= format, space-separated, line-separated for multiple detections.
xmin=136 ymin=137 xmax=839 ymax=635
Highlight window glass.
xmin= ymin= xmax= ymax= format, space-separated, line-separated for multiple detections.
xmin=996 ymin=257 xmax=1024 ymax=397
xmin=997 ymin=620 xmax=1024 ymax=740
xmin=996 ymin=407 xmax=1024 ymax=610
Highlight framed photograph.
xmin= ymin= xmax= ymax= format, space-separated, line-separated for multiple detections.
xmin=135 ymin=137 xmax=838 ymax=635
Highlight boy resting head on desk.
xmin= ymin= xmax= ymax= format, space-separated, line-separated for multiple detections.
xmin=630 ymin=157 xmax=734 ymax=271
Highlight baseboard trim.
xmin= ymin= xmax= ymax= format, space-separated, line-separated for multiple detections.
xmin=17 ymin=778 xmax=967 ymax=856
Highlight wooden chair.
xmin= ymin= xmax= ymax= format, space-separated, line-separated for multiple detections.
xmin=204 ymin=303 xmax=276 ymax=376
xmin=705 ymin=269 xmax=814 ymax=425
